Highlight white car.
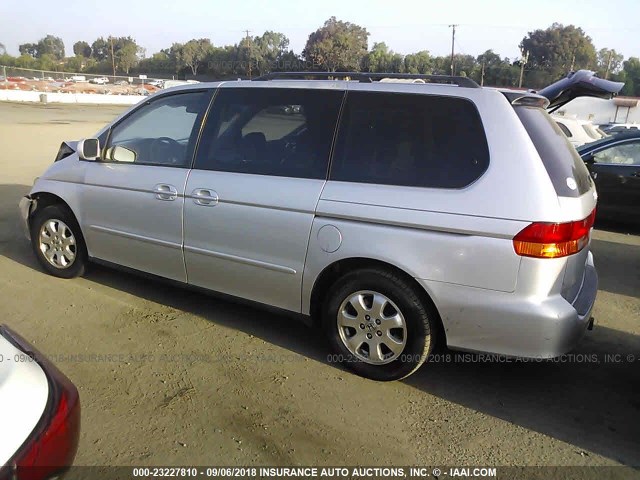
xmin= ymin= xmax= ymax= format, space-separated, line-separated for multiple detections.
xmin=0 ymin=325 xmax=80 ymax=478
xmin=89 ymin=77 xmax=109 ymax=85
xmin=553 ymin=115 xmax=605 ymax=147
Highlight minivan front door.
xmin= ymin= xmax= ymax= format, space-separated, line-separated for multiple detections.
xmin=183 ymin=86 xmax=344 ymax=312
xmin=81 ymin=90 xmax=212 ymax=282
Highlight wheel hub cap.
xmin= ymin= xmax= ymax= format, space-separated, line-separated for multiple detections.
xmin=38 ymin=219 xmax=77 ymax=269
xmin=337 ymin=290 xmax=407 ymax=365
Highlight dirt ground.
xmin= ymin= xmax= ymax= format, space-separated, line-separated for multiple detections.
xmin=0 ymin=102 xmax=639 ymax=470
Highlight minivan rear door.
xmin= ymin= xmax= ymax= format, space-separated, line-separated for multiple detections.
xmin=514 ymin=104 xmax=597 ymax=303
xmin=183 ymin=85 xmax=344 ymax=312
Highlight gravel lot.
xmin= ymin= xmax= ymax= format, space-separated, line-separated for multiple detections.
xmin=0 ymin=102 xmax=639 ymax=471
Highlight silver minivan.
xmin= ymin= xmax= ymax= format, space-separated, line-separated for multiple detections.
xmin=19 ymin=72 xmax=607 ymax=380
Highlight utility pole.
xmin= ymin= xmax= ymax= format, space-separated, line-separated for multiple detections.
xmin=109 ymin=36 xmax=116 ymax=77
xmin=569 ymin=52 xmax=576 ymax=73
xmin=518 ymin=49 xmax=529 ymax=88
xmin=604 ymin=50 xmax=613 ymax=79
xmin=449 ymin=24 xmax=457 ymax=76
xmin=243 ymin=29 xmax=252 ymax=79
xmin=480 ymin=60 xmax=485 ymax=86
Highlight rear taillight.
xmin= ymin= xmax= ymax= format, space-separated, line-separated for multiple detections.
xmin=513 ymin=209 xmax=596 ymax=259
xmin=0 ymin=326 xmax=80 ymax=480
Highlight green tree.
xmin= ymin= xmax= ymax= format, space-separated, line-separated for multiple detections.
xmin=404 ymin=50 xmax=432 ymax=74
xmin=596 ymin=48 xmax=624 ymax=79
xmin=431 ymin=56 xmax=451 ymax=75
xmin=173 ymin=38 xmax=214 ymax=75
xmin=364 ymin=42 xmax=403 ymax=73
xmin=475 ymin=50 xmax=519 ymax=86
xmin=19 ymin=43 xmax=39 ymax=58
xmin=252 ymin=31 xmax=291 ymax=74
xmin=91 ymin=37 xmax=110 ymax=61
xmin=303 ymin=17 xmax=369 ymax=72
xmin=114 ymin=38 xmax=141 ymax=74
xmin=73 ymin=41 xmax=92 ymax=58
xmin=620 ymin=57 xmax=640 ymax=96
xmin=137 ymin=51 xmax=175 ymax=75
xmin=453 ymin=53 xmax=477 ymax=78
xmin=520 ymin=23 xmax=597 ymax=87
xmin=36 ymin=53 xmax=58 ymax=71
xmin=37 ymin=35 xmax=65 ymax=60
xmin=14 ymin=54 xmax=36 ymax=68
xmin=65 ymin=55 xmax=87 ymax=73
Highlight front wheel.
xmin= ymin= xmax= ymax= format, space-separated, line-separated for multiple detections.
xmin=30 ymin=204 xmax=87 ymax=278
xmin=323 ymin=268 xmax=437 ymax=381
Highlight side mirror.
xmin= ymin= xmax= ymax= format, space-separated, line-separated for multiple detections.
xmin=77 ymin=138 xmax=100 ymax=161
xmin=107 ymin=145 xmax=137 ymax=163
xmin=583 ymin=154 xmax=595 ymax=165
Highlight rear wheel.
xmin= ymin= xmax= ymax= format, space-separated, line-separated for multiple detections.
xmin=30 ymin=204 xmax=87 ymax=278
xmin=323 ymin=267 xmax=436 ymax=381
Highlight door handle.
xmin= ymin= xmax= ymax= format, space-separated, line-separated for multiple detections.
xmin=153 ymin=184 xmax=178 ymax=201
xmin=631 ymin=171 xmax=640 ymax=178
xmin=192 ymin=188 xmax=219 ymax=206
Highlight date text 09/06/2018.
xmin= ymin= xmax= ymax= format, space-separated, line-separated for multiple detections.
xmin=131 ymin=467 xmax=498 ymax=478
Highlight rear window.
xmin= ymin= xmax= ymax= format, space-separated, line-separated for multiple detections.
xmin=515 ymin=106 xmax=592 ymax=197
xmin=330 ymin=91 xmax=490 ymax=189
xmin=555 ymin=121 xmax=572 ymax=137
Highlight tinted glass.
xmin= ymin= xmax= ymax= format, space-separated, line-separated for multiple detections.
xmin=594 ymin=141 xmax=640 ymax=165
xmin=556 ymin=122 xmax=572 ymax=137
xmin=330 ymin=92 xmax=489 ymax=188
xmin=195 ymin=88 xmax=344 ymax=179
xmin=515 ymin=106 xmax=592 ymax=197
xmin=106 ymin=91 xmax=210 ymax=167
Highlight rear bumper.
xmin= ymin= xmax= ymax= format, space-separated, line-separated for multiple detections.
xmin=18 ymin=196 xmax=33 ymax=242
xmin=419 ymin=252 xmax=598 ymax=359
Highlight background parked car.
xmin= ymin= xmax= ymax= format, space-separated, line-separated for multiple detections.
xmin=0 ymin=325 xmax=80 ymax=480
xmin=599 ymin=123 xmax=640 ymax=135
xmin=89 ymin=77 xmax=109 ymax=85
xmin=553 ymin=115 xmax=606 ymax=147
xmin=578 ymin=130 xmax=640 ymax=224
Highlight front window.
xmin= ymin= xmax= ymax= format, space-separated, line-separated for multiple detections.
xmin=105 ymin=91 xmax=210 ymax=167
xmin=593 ymin=142 xmax=640 ymax=165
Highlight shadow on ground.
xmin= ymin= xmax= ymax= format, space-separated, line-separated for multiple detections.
xmin=1 ymin=183 xmax=639 ymax=466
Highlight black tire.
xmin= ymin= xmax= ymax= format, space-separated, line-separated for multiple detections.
xmin=322 ymin=267 xmax=437 ymax=381
xmin=30 ymin=204 xmax=87 ymax=278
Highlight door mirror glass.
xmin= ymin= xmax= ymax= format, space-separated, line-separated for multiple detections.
xmin=107 ymin=145 xmax=137 ymax=163
xmin=78 ymin=138 xmax=100 ymax=161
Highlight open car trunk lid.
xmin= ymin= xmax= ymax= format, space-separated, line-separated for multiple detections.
xmin=536 ymin=70 xmax=624 ymax=112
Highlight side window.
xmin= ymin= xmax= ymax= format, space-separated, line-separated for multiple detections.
xmin=330 ymin=92 xmax=490 ymax=189
xmin=556 ymin=122 xmax=573 ymax=137
xmin=105 ymin=91 xmax=210 ymax=167
xmin=195 ymin=88 xmax=344 ymax=179
xmin=594 ymin=142 xmax=640 ymax=165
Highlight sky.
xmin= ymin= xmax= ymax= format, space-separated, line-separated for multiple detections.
xmin=1 ymin=0 xmax=639 ymax=61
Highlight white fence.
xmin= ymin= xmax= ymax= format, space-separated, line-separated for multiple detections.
xmin=0 ymin=65 xmax=170 ymax=85
xmin=559 ymin=97 xmax=640 ymax=125
xmin=0 ymin=89 xmax=145 ymax=105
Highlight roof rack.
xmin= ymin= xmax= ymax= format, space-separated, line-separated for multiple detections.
xmin=252 ymin=72 xmax=480 ymax=88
